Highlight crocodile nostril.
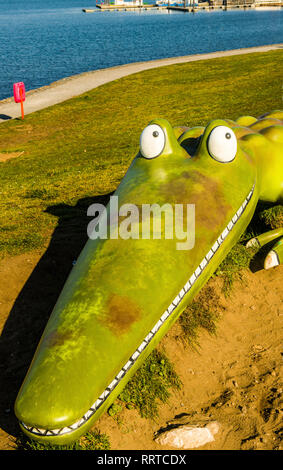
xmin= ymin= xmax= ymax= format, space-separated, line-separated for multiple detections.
xmin=180 ymin=136 xmax=202 ymax=157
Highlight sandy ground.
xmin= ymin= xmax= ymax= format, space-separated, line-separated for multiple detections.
xmin=0 ymin=249 xmax=282 ymax=450
xmin=0 ymin=152 xmax=24 ymax=163
xmin=0 ymin=44 xmax=282 ymax=122
xmin=96 ymin=267 xmax=283 ymax=451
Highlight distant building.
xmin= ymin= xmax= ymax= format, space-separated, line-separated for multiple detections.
xmin=156 ymin=0 xmax=198 ymax=4
xmin=210 ymin=0 xmax=282 ymax=5
xmin=114 ymin=0 xmax=143 ymax=5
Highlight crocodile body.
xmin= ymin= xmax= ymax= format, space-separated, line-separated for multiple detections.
xmin=15 ymin=110 xmax=283 ymax=444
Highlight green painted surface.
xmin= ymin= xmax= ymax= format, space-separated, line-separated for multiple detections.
xmin=15 ymin=110 xmax=283 ymax=445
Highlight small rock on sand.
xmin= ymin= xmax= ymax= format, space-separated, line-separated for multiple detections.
xmin=156 ymin=421 xmax=220 ymax=449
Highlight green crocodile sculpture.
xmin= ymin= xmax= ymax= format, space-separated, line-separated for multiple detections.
xmin=15 ymin=110 xmax=283 ymax=445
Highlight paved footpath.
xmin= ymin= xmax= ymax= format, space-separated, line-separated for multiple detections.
xmin=0 ymin=44 xmax=282 ymax=123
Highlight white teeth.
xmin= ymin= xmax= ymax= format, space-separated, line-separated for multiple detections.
xmin=247 ymin=189 xmax=253 ymax=200
xmin=100 ymin=390 xmax=110 ymax=401
xmin=72 ymin=422 xmax=79 ymax=430
xmin=195 ymin=266 xmax=201 ymax=277
xmin=123 ymin=360 xmax=133 ymax=371
xmin=138 ymin=341 xmax=147 ymax=353
xmin=23 ymin=424 xmax=31 ymax=430
xmin=184 ymin=280 xmax=191 ymax=292
xmin=151 ymin=323 xmax=159 ymax=334
xmin=156 ymin=319 xmax=163 ymax=329
xmin=206 ymin=250 xmax=214 ymax=261
xmin=179 ymin=288 xmax=185 ymax=299
xmin=221 ymin=228 xmax=229 ymax=240
xmin=84 ymin=410 xmax=93 ymax=419
xmin=150 ymin=323 xmax=161 ymax=336
xmin=131 ymin=350 xmax=140 ymax=361
xmin=237 ymin=206 xmax=243 ymax=217
xmin=145 ymin=332 xmax=153 ymax=342
xmin=161 ymin=311 xmax=169 ymax=322
xmin=200 ymin=258 xmax=207 ymax=270
xmin=52 ymin=428 xmax=61 ymax=435
xmin=96 ymin=397 xmax=103 ymax=406
xmin=35 ymin=427 xmax=45 ymax=434
xmin=108 ymin=378 xmax=118 ymax=389
xmin=211 ymin=241 xmax=219 ymax=253
xmin=173 ymin=294 xmax=180 ymax=306
xmin=60 ymin=426 xmax=72 ymax=434
xmin=68 ymin=423 xmax=79 ymax=430
xmin=116 ymin=369 xmax=125 ymax=380
xmin=168 ymin=303 xmax=175 ymax=313
xmin=22 ymin=185 xmax=254 ymax=439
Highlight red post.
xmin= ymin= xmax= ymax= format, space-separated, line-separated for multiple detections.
xmin=20 ymin=88 xmax=24 ymax=120
xmin=13 ymin=82 xmax=26 ymax=120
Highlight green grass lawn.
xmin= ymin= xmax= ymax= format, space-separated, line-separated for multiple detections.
xmin=0 ymin=50 xmax=282 ymax=258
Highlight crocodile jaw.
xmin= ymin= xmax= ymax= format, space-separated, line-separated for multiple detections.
xmin=18 ymin=183 xmax=255 ymax=444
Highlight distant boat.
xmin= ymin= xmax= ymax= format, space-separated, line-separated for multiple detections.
xmin=82 ymin=8 xmax=95 ymax=12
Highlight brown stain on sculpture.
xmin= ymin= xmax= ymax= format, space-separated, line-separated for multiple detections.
xmin=104 ymin=293 xmax=141 ymax=335
xmin=43 ymin=327 xmax=82 ymax=349
xmin=159 ymin=170 xmax=232 ymax=232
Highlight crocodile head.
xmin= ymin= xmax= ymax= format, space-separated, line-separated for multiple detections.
xmin=15 ymin=115 xmax=266 ymax=445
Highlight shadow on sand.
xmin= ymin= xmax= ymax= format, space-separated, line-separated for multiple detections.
xmin=0 ymin=192 xmax=113 ymax=441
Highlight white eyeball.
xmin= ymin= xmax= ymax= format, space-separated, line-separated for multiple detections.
xmin=207 ymin=126 xmax=237 ymax=163
xmin=140 ymin=124 xmax=165 ymax=159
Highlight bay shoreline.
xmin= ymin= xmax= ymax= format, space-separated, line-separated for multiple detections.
xmin=0 ymin=43 xmax=282 ymax=122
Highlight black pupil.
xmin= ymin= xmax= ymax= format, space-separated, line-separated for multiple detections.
xmin=153 ymin=131 xmax=159 ymax=138
xmin=225 ymin=132 xmax=231 ymax=140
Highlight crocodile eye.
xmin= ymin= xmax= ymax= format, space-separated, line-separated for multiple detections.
xmin=207 ymin=126 xmax=237 ymax=163
xmin=140 ymin=124 xmax=165 ymax=159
